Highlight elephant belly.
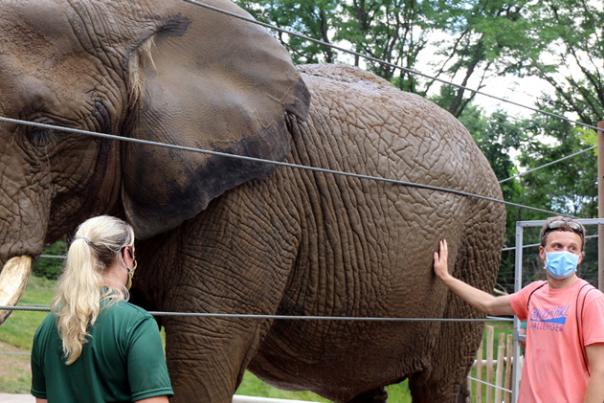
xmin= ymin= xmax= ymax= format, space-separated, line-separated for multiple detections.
xmin=248 ymin=219 xmax=453 ymax=401
xmin=250 ymin=319 xmax=434 ymax=401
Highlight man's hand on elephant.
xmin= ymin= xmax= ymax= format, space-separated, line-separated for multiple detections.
xmin=433 ymin=239 xmax=450 ymax=281
xmin=433 ymin=239 xmax=514 ymax=316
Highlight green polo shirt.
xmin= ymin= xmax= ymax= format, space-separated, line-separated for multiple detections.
xmin=31 ymin=300 xmax=173 ymax=402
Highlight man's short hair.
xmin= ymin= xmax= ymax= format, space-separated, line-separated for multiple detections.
xmin=539 ymin=216 xmax=586 ymax=250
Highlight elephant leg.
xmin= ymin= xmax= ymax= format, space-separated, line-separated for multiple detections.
xmin=162 ymin=269 xmax=292 ymax=403
xmin=163 ymin=315 xmax=272 ymax=403
xmin=408 ymin=274 xmax=479 ymax=402
xmin=409 ymin=202 xmax=504 ymax=402
xmin=157 ymin=191 xmax=300 ymax=403
xmin=344 ymin=387 xmax=388 ymax=403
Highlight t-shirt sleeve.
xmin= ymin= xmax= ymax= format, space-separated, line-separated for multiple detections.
xmin=127 ymin=315 xmax=174 ymax=401
xmin=582 ymin=290 xmax=604 ymax=347
xmin=509 ymin=281 xmax=546 ymax=320
xmin=30 ymin=322 xmax=47 ymax=399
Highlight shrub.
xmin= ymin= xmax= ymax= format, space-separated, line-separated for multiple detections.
xmin=33 ymin=240 xmax=66 ymax=280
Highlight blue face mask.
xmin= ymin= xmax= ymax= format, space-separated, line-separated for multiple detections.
xmin=544 ymin=251 xmax=579 ymax=279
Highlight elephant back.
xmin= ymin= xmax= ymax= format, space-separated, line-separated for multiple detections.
xmin=294 ymin=63 xmax=501 ymax=201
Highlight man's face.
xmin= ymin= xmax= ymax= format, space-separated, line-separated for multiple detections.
xmin=539 ymin=230 xmax=584 ymax=263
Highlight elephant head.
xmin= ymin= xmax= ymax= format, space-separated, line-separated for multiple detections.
xmin=0 ymin=0 xmax=309 ymax=321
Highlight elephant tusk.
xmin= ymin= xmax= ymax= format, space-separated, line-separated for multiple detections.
xmin=0 ymin=256 xmax=32 ymax=324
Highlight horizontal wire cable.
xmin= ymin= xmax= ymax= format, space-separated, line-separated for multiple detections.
xmin=466 ymin=375 xmax=512 ymax=393
xmin=0 ymin=305 xmax=514 ymax=322
xmin=181 ymin=0 xmax=599 ymax=133
xmin=40 ymin=254 xmax=65 ymax=259
xmin=501 ymin=233 xmax=598 ymax=252
xmin=499 ymin=145 xmax=596 ymax=184
xmin=501 ymin=241 xmax=548 ymax=252
xmin=37 ymin=233 xmax=600 ymax=260
xmin=0 ymin=116 xmax=564 ymax=216
xmin=0 ymin=351 xmax=30 ymax=356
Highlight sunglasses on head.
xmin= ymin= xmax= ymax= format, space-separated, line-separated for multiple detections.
xmin=546 ymin=219 xmax=585 ymax=235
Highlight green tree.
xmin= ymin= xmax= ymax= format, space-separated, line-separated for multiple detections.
xmin=236 ymin=0 xmax=537 ymax=117
xmin=337 ymin=0 xmax=432 ymax=92
xmin=477 ymin=0 xmax=604 ymax=288
xmin=423 ymin=0 xmax=536 ymax=116
xmin=236 ymin=0 xmax=341 ymax=64
xmin=520 ymin=0 xmax=604 ymax=123
xmin=517 ymin=117 xmax=597 ymax=218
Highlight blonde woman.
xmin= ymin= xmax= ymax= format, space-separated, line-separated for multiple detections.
xmin=31 ymin=216 xmax=173 ymax=403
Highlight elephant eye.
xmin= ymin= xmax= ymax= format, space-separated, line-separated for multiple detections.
xmin=27 ymin=127 xmax=52 ymax=147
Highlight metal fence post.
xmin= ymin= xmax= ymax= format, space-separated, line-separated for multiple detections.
xmin=598 ymin=121 xmax=604 ymax=290
xmin=512 ymin=221 xmax=524 ymax=403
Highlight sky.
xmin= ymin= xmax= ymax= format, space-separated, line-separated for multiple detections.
xmin=335 ymin=33 xmax=558 ymax=120
xmin=465 ymin=74 xmax=554 ymax=118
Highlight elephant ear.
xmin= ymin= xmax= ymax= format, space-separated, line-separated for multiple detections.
xmin=121 ymin=1 xmax=310 ymax=239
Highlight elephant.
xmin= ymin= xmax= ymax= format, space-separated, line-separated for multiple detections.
xmin=0 ymin=0 xmax=506 ymax=402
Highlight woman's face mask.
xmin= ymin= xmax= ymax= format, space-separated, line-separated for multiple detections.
xmin=544 ymin=251 xmax=579 ymax=279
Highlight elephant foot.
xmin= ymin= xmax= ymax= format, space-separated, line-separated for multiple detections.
xmin=455 ymin=384 xmax=469 ymax=403
xmin=409 ymin=371 xmax=469 ymax=403
xmin=344 ymin=387 xmax=387 ymax=403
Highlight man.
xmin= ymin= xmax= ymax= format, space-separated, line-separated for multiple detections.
xmin=433 ymin=216 xmax=604 ymax=403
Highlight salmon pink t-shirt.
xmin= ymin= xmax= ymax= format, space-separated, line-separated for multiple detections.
xmin=510 ymin=279 xmax=604 ymax=403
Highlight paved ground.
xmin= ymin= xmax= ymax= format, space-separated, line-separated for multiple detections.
xmin=0 ymin=394 xmax=33 ymax=403
xmin=0 ymin=394 xmax=318 ymax=403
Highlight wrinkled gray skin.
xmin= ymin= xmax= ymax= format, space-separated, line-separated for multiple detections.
xmin=0 ymin=1 xmax=505 ymax=402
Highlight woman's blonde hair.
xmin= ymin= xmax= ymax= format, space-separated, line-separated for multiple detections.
xmin=51 ymin=215 xmax=135 ymax=364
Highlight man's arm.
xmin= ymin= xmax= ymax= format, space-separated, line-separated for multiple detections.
xmin=584 ymin=344 xmax=604 ymax=403
xmin=434 ymin=240 xmax=514 ymax=316
xmin=35 ymin=399 xmax=47 ymax=403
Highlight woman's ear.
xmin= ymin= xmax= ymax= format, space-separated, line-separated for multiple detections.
xmin=119 ymin=246 xmax=135 ymax=268
xmin=119 ymin=246 xmax=128 ymax=264
xmin=119 ymin=1 xmax=310 ymax=239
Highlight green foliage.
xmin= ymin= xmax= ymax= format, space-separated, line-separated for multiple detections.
xmin=237 ymin=373 xmax=412 ymax=402
xmin=0 ymin=371 xmax=31 ymax=394
xmin=0 ymin=276 xmax=55 ymax=350
xmin=237 ymin=372 xmax=331 ymax=402
xmin=237 ymin=0 xmax=342 ymax=64
xmin=577 ymin=128 xmax=597 ymax=153
xmin=517 ymin=115 xmax=597 ymax=218
xmin=236 ymin=0 xmax=538 ymax=116
xmin=32 ymin=241 xmax=66 ymax=280
xmin=519 ymin=0 xmax=604 ymax=123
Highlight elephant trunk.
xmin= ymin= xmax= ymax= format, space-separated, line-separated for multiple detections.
xmin=0 ymin=135 xmax=51 ymax=324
